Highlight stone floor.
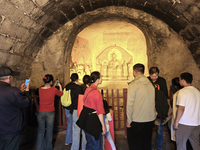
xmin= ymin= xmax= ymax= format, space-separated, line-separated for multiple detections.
xmin=20 ymin=126 xmax=176 ymax=150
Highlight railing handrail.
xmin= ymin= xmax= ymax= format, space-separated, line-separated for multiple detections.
xmin=56 ymin=88 xmax=128 ymax=136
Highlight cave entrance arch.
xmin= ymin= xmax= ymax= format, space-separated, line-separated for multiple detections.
xmin=69 ymin=20 xmax=150 ymax=131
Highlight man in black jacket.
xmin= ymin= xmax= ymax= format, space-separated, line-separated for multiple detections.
xmin=64 ymin=73 xmax=85 ymax=150
xmin=148 ymin=67 xmax=168 ymax=150
xmin=0 ymin=66 xmax=30 ymax=150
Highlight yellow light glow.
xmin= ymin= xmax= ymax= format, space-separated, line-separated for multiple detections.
xmin=70 ymin=21 xmax=148 ymax=90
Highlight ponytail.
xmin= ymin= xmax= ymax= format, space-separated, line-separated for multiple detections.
xmin=43 ymin=74 xmax=53 ymax=83
xmin=90 ymin=71 xmax=100 ymax=83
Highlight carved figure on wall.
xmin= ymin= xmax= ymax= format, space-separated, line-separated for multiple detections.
xmin=121 ymin=60 xmax=127 ymax=78
xmin=102 ymin=60 xmax=108 ymax=77
xmin=108 ymin=53 xmax=120 ymax=78
xmin=96 ymin=60 xmax=102 ymax=73
xmin=81 ymin=43 xmax=87 ymax=51
xmin=70 ymin=36 xmax=92 ymax=81
xmin=127 ymin=57 xmax=133 ymax=77
xmin=70 ymin=56 xmax=77 ymax=73
xmin=77 ymin=64 xmax=84 ymax=81
xmin=84 ymin=65 xmax=91 ymax=75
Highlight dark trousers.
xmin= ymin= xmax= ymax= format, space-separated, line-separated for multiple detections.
xmin=127 ymin=121 xmax=154 ymax=150
xmin=0 ymin=134 xmax=20 ymax=150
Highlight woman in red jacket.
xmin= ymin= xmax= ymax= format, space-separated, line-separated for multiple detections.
xmin=79 ymin=71 xmax=106 ymax=150
xmin=36 ymin=74 xmax=63 ymax=150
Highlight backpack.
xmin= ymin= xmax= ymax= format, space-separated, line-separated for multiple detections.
xmin=155 ymin=88 xmax=169 ymax=123
xmin=61 ymin=88 xmax=71 ymax=107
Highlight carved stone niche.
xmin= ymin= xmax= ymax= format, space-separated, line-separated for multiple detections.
xmin=96 ymin=46 xmax=133 ymax=81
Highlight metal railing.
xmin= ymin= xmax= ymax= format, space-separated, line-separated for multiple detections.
xmin=102 ymin=89 xmax=127 ymax=135
xmin=55 ymin=88 xmax=128 ymax=135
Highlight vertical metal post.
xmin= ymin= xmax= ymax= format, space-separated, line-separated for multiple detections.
xmin=64 ymin=108 xmax=67 ymax=126
xmin=106 ymin=89 xmax=110 ymax=107
xmin=123 ymin=88 xmax=127 ymax=136
xmin=111 ymin=89 xmax=114 ymax=111
xmin=117 ymin=89 xmax=120 ymax=129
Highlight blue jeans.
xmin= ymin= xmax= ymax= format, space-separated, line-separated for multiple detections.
xmin=71 ymin=110 xmax=81 ymax=150
xmin=81 ymin=130 xmax=87 ymax=150
xmin=153 ymin=124 xmax=164 ymax=150
xmin=85 ymin=131 xmax=102 ymax=150
xmin=36 ymin=111 xmax=55 ymax=150
xmin=64 ymin=109 xmax=72 ymax=145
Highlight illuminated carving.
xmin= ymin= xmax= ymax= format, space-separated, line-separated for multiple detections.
xmin=70 ymin=21 xmax=148 ymax=90
xmin=96 ymin=46 xmax=132 ymax=80
xmin=70 ymin=36 xmax=91 ymax=80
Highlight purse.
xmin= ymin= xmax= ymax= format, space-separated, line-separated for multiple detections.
xmin=77 ymin=94 xmax=84 ymax=116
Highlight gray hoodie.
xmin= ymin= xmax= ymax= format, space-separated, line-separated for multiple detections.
xmin=126 ymin=75 xmax=157 ymax=123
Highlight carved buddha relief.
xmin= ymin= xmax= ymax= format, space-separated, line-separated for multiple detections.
xmin=96 ymin=46 xmax=132 ymax=80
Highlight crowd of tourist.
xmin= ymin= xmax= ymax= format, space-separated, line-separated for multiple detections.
xmin=0 ymin=64 xmax=199 ymax=150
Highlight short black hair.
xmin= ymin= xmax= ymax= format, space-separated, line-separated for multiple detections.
xmin=70 ymin=73 xmax=78 ymax=82
xmin=83 ymin=75 xmax=91 ymax=85
xmin=133 ymin=63 xmax=144 ymax=74
xmin=149 ymin=67 xmax=159 ymax=75
xmin=172 ymin=77 xmax=180 ymax=86
xmin=172 ymin=77 xmax=182 ymax=90
xmin=180 ymin=72 xmax=193 ymax=84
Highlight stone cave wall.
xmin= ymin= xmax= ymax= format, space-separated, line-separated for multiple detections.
xmin=30 ymin=7 xmax=200 ymax=90
xmin=0 ymin=0 xmax=200 ymax=89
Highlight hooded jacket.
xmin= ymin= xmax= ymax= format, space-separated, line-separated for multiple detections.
xmin=126 ymin=75 xmax=157 ymax=123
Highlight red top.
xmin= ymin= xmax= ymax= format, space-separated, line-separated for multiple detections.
xmin=38 ymin=87 xmax=63 ymax=112
xmin=83 ymin=84 xmax=105 ymax=115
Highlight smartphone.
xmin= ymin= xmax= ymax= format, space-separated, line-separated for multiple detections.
xmin=56 ymin=79 xmax=59 ymax=83
xmin=25 ymin=78 xmax=29 ymax=87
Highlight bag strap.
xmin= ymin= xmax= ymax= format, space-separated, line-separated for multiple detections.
xmin=154 ymin=84 xmax=160 ymax=90
xmin=150 ymin=80 xmax=160 ymax=90
xmin=84 ymin=89 xmax=96 ymax=102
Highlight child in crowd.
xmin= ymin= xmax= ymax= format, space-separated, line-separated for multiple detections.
xmin=102 ymin=94 xmax=116 ymax=150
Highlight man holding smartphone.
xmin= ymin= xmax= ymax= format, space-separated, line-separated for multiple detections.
xmin=0 ymin=66 xmax=31 ymax=150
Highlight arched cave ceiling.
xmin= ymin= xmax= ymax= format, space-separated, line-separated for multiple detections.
xmin=0 ymin=0 xmax=200 ymax=74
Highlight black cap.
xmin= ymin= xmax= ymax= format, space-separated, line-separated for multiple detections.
xmin=0 ymin=66 xmax=20 ymax=77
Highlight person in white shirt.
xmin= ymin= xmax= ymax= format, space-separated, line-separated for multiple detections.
xmin=173 ymin=72 xmax=200 ymax=150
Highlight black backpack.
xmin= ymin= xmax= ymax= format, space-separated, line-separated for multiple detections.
xmin=155 ymin=88 xmax=169 ymax=123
